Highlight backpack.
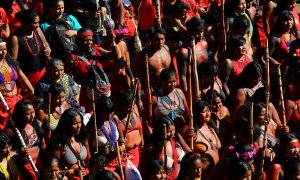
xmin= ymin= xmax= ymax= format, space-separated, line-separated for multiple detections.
xmin=48 ymin=14 xmax=77 ymax=59
xmin=77 ymin=56 xmax=111 ymax=100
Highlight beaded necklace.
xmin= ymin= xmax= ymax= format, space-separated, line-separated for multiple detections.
xmin=23 ymin=31 xmax=40 ymax=56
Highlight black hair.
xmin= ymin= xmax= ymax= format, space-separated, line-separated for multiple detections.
xmin=48 ymin=108 xmax=87 ymax=151
xmin=146 ymin=160 xmax=166 ymax=178
xmin=95 ymin=97 xmax=114 ymax=116
xmin=116 ymin=90 xmax=133 ymax=108
xmin=175 ymin=2 xmax=190 ymax=13
xmin=186 ymin=17 xmax=205 ymax=34
xmin=234 ymin=62 xmax=263 ymax=89
xmin=225 ymin=35 xmax=246 ymax=59
xmin=19 ymin=10 xmax=39 ymax=25
xmin=228 ymin=160 xmax=252 ymax=179
xmin=204 ymin=90 xmax=225 ymax=104
xmin=95 ymin=170 xmax=117 ymax=179
xmin=233 ymin=15 xmax=250 ymax=31
xmin=253 ymin=102 xmax=266 ymax=121
xmin=44 ymin=156 xmax=61 ymax=169
xmin=77 ymin=27 xmax=93 ymax=35
xmin=159 ymin=68 xmax=176 ymax=82
xmin=234 ymin=117 xmax=261 ymax=142
xmin=152 ymin=116 xmax=175 ymax=142
xmin=272 ymin=10 xmax=296 ymax=35
xmin=47 ymin=58 xmax=64 ymax=70
xmin=193 ymin=100 xmax=210 ymax=124
xmin=44 ymin=0 xmax=65 ymax=7
xmin=178 ymin=152 xmax=201 ymax=179
xmin=48 ymin=83 xmax=65 ymax=98
xmin=89 ymin=152 xmax=107 ymax=169
xmin=283 ymin=157 xmax=300 ymax=179
xmin=251 ymin=87 xmax=269 ymax=103
xmin=276 ymin=133 xmax=299 ymax=162
xmin=199 ymin=60 xmax=219 ymax=77
xmin=12 ymin=99 xmax=44 ymax=144
xmin=149 ymin=26 xmax=166 ymax=40
xmin=0 ymin=133 xmax=11 ymax=150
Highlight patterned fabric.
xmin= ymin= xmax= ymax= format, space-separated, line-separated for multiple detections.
xmin=34 ymin=73 xmax=79 ymax=107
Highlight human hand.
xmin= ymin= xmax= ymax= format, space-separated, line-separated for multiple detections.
xmin=64 ymin=30 xmax=77 ymax=37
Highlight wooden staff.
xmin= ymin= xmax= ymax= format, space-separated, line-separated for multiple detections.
xmin=155 ymin=0 xmax=162 ymax=27
xmin=191 ymin=37 xmax=200 ymax=99
xmin=0 ymin=92 xmax=40 ymax=178
xmin=116 ymin=141 xmax=125 ymax=180
xmin=221 ymin=0 xmax=226 ymax=52
xmin=124 ymin=78 xmax=138 ymax=137
xmin=276 ymin=65 xmax=287 ymax=127
xmin=145 ymin=54 xmax=152 ymax=122
xmin=77 ymin=160 xmax=84 ymax=180
xmin=91 ymin=80 xmax=99 ymax=153
xmin=188 ymin=47 xmax=194 ymax=150
xmin=47 ymin=93 xmax=51 ymax=140
xmin=163 ymin=124 xmax=167 ymax=170
xmin=259 ymin=40 xmax=270 ymax=179
xmin=249 ymin=102 xmax=254 ymax=144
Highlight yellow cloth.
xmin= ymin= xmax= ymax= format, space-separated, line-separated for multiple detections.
xmin=0 ymin=155 xmax=19 ymax=180
xmin=0 ymin=159 xmax=10 ymax=180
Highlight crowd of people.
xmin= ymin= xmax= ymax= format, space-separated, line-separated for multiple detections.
xmin=0 ymin=0 xmax=299 ymax=179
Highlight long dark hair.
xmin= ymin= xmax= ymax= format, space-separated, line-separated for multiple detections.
xmin=48 ymin=108 xmax=87 ymax=151
xmin=271 ymin=10 xmax=297 ymax=36
xmin=12 ymin=99 xmax=44 ymax=145
xmin=275 ymin=133 xmax=299 ymax=163
xmin=225 ymin=35 xmax=246 ymax=59
xmin=177 ymin=152 xmax=201 ymax=179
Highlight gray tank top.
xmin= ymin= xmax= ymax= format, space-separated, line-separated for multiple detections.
xmin=63 ymin=143 xmax=87 ymax=166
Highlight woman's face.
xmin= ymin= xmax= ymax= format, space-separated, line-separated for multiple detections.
xmin=240 ymin=169 xmax=252 ymax=180
xmin=199 ymin=106 xmax=211 ymax=123
xmin=24 ymin=104 xmax=35 ymax=124
xmin=48 ymin=65 xmax=64 ymax=80
xmin=166 ymin=125 xmax=175 ymax=140
xmin=149 ymin=168 xmax=167 ymax=180
xmin=287 ymin=1 xmax=296 ymax=11
xmin=51 ymin=1 xmax=65 ymax=18
xmin=71 ymin=115 xmax=82 ymax=135
xmin=48 ymin=161 xmax=60 ymax=180
xmin=30 ymin=15 xmax=40 ymax=31
xmin=161 ymin=74 xmax=176 ymax=92
xmin=189 ymin=158 xmax=202 ymax=178
xmin=79 ymin=35 xmax=93 ymax=52
xmin=285 ymin=139 xmax=300 ymax=157
xmin=236 ymin=0 xmax=247 ymax=14
xmin=212 ymin=97 xmax=223 ymax=112
xmin=0 ymin=44 xmax=7 ymax=59
xmin=0 ymin=144 xmax=11 ymax=159
xmin=237 ymin=43 xmax=247 ymax=55
xmin=282 ymin=17 xmax=294 ymax=31
xmin=53 ymin=92 xmax=66 ymax=106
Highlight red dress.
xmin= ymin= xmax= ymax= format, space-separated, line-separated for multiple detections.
xmin=138 ymin=0 xmax=156 ymax=32
xmin=272 ymin=34 xmax=296 ymax=64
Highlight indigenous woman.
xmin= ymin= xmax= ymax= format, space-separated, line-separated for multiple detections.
xmin=40 ymin=0 xmax=82 ymax=61
xmin=0 ymin=38 xmax=33 ymax=130
xmin=199 ymin=61 xmax=226 ymax=101
xmin=177 ymin=152 xmax=202 ymax=180
xmin=230 ymin=62 xmax=263 ymax=112
xmin=152 ymin=68 xmax=189 ymax=131
xmin=263 ymin=0 xmax=300 ymax=36
xmin=141 ymin=116 xmax=191 ymax=180
xmin=267 ymin=133 xmax=300 ymax=179
xmin=65 ymin=27 xmax=111 ymax=113
xmin=269 ymin=11 xmax=298 ymax=68
xmin=7 ymin=10 xmax=51 ymax=93
xmin=87 ymin=97 xmax=125 ymax=172
xmin=182 ymin=100 xmax=221 ymax=177
xmin=221 ymin=35 xmax=253 ymax=97
xmin=6 ymin=99 xmax=46 ymax=180
xmin=48 ymin=108 xmax=90 ymax=180
xmin=43 ymin=156 xmax=67 ymax=180
xmin=34 ymin=58 xmax=79 ymax=109
xmin=114 ymin=90 xmax=143 ymax=168
xmin=144 ymin=160 xmax=167 ymax=180
xmin=37 ymin=83 xmax=69 ymax=133
xmin=226 ymin=0 xmax=253 ymax=42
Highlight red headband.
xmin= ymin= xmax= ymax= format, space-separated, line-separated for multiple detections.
xmin=77 ymin=31 xmax=94 ymax=37
xmin=289 ymin=140 xmax=300 ymax=147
